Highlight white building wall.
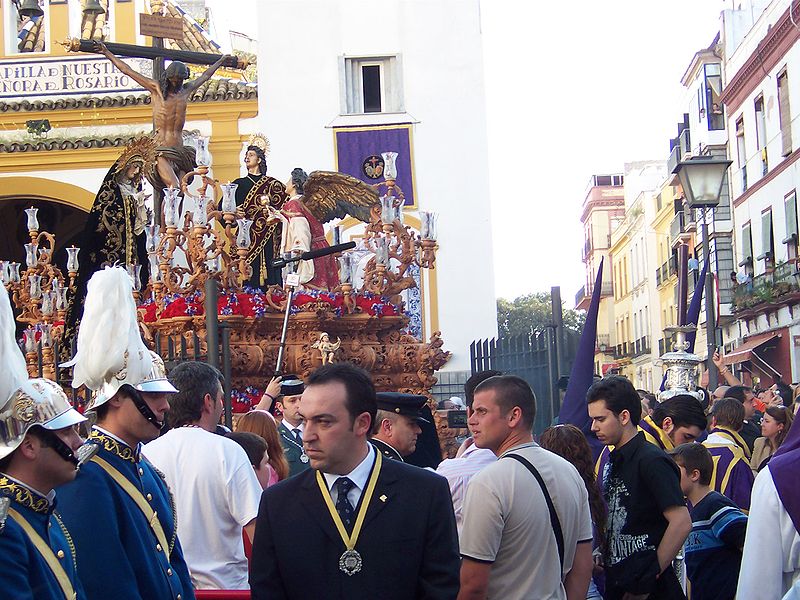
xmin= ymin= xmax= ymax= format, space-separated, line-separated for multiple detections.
xmin=256 ymin=0 xmax=496 ymax=372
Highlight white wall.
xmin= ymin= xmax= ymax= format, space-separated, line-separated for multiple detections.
xmin=256 ymin=0 xmax=497 ymax=372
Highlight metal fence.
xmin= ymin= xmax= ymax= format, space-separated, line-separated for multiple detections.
xmin=470 ymin=328 xmax=579 ymax=434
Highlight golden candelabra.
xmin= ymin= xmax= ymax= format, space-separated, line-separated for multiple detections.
xmin=145 ymin=168 xmax=286 ymax=317
xmin=338 ymin=155 xmax=438 ymax=299
xmin=0 ymin=207 xmax=79 ymax=378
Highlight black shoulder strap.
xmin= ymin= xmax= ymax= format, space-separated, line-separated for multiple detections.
xmin=504 ymin=453 xmax=565 ymax=573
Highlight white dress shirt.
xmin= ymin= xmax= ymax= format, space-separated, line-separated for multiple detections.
xmin=322 ymin=443 xmax=376 ymax=509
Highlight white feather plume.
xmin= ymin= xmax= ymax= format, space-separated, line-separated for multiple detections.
xmin=71 ymin=266 xmax=152 ymax=392
xmin=0 ymin=284 xmax=28 ymax=403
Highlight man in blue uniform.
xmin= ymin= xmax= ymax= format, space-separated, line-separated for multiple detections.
xmin=57 ymin=267 xmax=195 ymax=600
xmin=0 ymin=284 xmax=89 ymax=600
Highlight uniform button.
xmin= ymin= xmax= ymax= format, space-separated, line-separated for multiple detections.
xmin=139 ymin=468 xmax=144 ymax=476
xmin=57 ymin=550 xmax=65 ymax=559
xmin=177 ymin=595 xmax=181 ymax=600
xmin=146 ymin=493 xmax=153 ymax=501
xmin=167 ymin=568 xmax=173 ymax=576
xmin=156 ymin=544 xmax=162 ymax=552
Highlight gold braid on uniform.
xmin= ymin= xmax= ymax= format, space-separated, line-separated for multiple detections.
xmin=54 ymin=514 xmax=78 ymax=571
xmin=0 ymin=477 xmax=50 ymax=514
xmin=144 ymin=459 xmax=178 ymax=554
xmin=88 ymin=429 xmax=138 ymax=463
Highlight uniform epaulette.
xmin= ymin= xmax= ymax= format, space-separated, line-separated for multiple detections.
xmin=0 ymin=497 xmax=9 ymax=534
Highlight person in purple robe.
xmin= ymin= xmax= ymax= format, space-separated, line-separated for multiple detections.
xmin=738 ymin=407 xmax=800 ymax=597
xmin=703 ymin=398 xmax=754 ymax=512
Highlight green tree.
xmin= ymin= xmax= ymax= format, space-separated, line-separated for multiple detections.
xmin=497 ymin=293 xmax=586 ymax=337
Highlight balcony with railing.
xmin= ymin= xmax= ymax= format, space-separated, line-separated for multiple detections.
xmin=667 ymin=128 xmax=692 ymax=175
xmin=670 ymin=208 xmax=696 ymax=245
xmin=575 ymin=280 xmax=614 ymax=310
xmin=596 ymin=333 xmax=611 ymax=354
xmin=732 ymin=261 xmax=800 ymax=315
xmin=632 ymin=336 xmax=651 ymax=358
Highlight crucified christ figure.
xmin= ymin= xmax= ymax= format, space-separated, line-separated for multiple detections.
xmin=94 ymin=42 xmax=233 ymax=190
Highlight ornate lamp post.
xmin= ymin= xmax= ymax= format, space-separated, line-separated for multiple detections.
xmin=672 ymin=155 xmax=732 ymax=391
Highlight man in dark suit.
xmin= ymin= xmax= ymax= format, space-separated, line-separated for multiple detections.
xmin=250 ymin=363 xmax=460 ymax=600
xmin=370 ymin=392 xmax=428 ymax=461
xmin=274 ymin=375 xmax=311 ymax=477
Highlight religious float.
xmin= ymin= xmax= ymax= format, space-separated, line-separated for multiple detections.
xmin=0 ymin=135 xmax=450 ymax=416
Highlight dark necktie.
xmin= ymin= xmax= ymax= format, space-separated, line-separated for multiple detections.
xmin=334 ymin=477 xmax=356 ymax=533
xmin=292 ymin=428 xmax=303 ymax=446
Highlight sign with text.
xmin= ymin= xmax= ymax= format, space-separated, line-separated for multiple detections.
xmin=0 ymin=57 xmax=145 ymax=99
xmin=139 ymin=13 xmax=184 ymax=40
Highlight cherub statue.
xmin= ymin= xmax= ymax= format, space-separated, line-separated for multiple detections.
xmin=312 ymin=332 xmax=341 ymax=365
xmin=266 ymin=168 xmax=379 ymax=290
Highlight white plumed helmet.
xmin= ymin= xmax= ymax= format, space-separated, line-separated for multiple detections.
xmin=67 ymin=266 xmax=176 ymax=409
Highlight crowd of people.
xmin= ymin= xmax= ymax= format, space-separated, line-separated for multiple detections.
xmin=1 ymin=265 xmax=800 ymax=600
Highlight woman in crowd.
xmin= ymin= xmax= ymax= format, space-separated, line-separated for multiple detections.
xmin=751 ymin=404 xmax=794 ymax=474
xmin=236 ymin=410 xmax=290 ymax=484
xmin=540 ymin=424 xmax=606 ymax=600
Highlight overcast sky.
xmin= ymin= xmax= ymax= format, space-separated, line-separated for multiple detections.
xmin=480 ymin=1 xmax=725 ymax=302
xmin=207 ymin=0 xmax=725 ymax=303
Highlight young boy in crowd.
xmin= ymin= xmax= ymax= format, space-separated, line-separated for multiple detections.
xmin=670 ymin=443 xmax=748 ymax=600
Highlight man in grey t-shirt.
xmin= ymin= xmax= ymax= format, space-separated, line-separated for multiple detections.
xmin=458 ymin=375 xmax=594 ymax=600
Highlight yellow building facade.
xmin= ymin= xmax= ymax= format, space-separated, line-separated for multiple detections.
xmin=0 ymin=0 xmax=257 ymax=261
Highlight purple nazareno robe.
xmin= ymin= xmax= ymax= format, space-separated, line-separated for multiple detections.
xmin=703 ymin=437 xmax=755 ymax=512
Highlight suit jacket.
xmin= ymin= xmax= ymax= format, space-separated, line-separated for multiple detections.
xmin=250 ymin=453 xmax=460 ymax=600
xmin=370 ymin=438 xmax=404 ymax=462
xmin=278 ymin=421 xmax=311 ymax=478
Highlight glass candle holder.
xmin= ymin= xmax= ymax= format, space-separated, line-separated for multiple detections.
xmin=236 ymin=218 xmax=253 ymax=249
xmin=420 ymin=211 xmax=439 ymax=241
xmin=24 ymin=243 xmax=38 ymax=268
xmin=66 ymin=246 xmax=80 ymax=272
xmin=381 ymin=152 xmax=398 ymax=180
xmin=163 ymin=187 xmax=182 ymax=227
xmin=221 ymin=182 xmax=238 ymax=214
xmin=24 ymin=207 xmax=39 ymax=232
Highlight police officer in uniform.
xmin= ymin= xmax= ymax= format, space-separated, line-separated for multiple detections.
xmin=369 ymin=392 xmax=429 ymax=462
xmin=275 ymin=375 xmax=312 ymax=477
xmin=56 ymin=267 xmax=195 ymax=600
xmin=0 ymin=284 xmax=90 ymax=600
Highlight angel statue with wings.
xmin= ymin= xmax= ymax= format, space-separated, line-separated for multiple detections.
xmin=267 ymin=168 xmax=379 ymax=290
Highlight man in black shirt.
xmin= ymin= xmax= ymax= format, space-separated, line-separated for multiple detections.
xmin=588 ymin=376 xmax=692 ymax=600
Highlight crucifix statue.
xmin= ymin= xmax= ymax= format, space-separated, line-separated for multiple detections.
xmin=62 ymin=35 xmax=245 ymax=222
xmin=93 ymin=41 xmax=233 ymax=191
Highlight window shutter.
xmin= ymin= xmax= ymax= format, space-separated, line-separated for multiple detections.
xmin=786 ymin=192 xmax=798 ymax=239
xmin=779 ymin=72 xmax=792 ymax=156
xmin=761 ymin=210 xmax=774 ymax=258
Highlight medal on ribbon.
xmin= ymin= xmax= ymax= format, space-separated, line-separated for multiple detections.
xmin=316 ymin=450 xmax=383 ymax=576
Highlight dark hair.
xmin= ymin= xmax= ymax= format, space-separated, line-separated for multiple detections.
xmin=473 ymin=375 xmax=536 ymax=428
xmin=726 ymin=385 xmax=753 ymax=404
xmin=160 ymin=61 xmax=189 ymax=96
xmin=711 ymin=397 xmax=745 ymax=430
xmin=670 ymin=442 xmax=713 ymax=486
xmin=465 ymin=370 xmax=502 ymax=408
xmin=307 ymin=362 xmax=377 ymax=430
xmin=166 ymin=362 xmax=224 ymax=428
xmin=636 ymin=389 xmax=657 ymax=412
xmin=765 ymin=405 xmax=795 ymax=448
xmin=226 ymin=431 xmax=267 ymax=469
xmin=539 ymin=424 xmax=607 ymax=555
xmin=290 ymin=168 xmax=308 ymax=194
xmin=775 ymin=383 xmax=794 ymax=406
xmin=246 ymin=145 xmax=267 ymax=176
xmin=586 ymin=376 xmax=641 ymax=425
xmin=652 ymin=395 xmax=708 ymax=431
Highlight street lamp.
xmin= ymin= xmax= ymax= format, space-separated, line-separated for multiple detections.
xmin=672 ymin=155 xmax=732 ymax=391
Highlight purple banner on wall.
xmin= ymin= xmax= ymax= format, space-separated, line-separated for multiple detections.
xmin=334 ymin=125 xmax=416 ymax=207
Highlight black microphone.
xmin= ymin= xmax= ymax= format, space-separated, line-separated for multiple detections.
xmin=271 ymin=241 xmax=356 ymax=269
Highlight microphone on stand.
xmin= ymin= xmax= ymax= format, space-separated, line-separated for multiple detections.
xmin=271 ymin=241 xmax=356 ymax=269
